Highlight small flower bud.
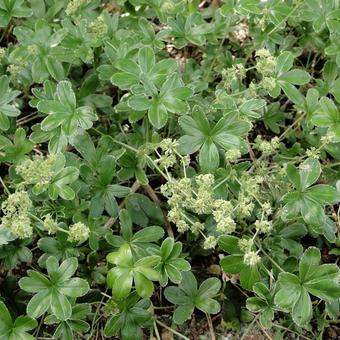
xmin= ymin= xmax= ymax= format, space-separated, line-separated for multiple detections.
xmin=203 ymin=236 xmax=217 ymax=250
xmin=243 ymin=251 xmax=260 ymax=266
xmin=68 ymin=222 xmax=90 ymax=244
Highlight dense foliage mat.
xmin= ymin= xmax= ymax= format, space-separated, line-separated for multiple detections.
xmin=0 ymin=0 xmax=340 ymax=339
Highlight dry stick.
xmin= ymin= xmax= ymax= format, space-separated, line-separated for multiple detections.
xmin=272 ymin=323 xmax=312 ymax=340
xmin=247 ymin=137 xmax=256 ymax=162
xmin=153 ymin=321 xmax=162 ymax=340
xmin=206 ymin=313 xmax=216 ymax=340
xmin=256 ymin=320 xmax=273 ymax=340
xmin=104 ymin=181 xmax=141 ymax=228
xmin=240 ymin=315 xmax=259 ymax=340
xmin=142 ymin=184 xmax=174 ymax=238
xmin=155 ymin=319 xmax=189 ymax=340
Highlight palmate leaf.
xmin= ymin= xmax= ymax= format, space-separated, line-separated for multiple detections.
xmin=19 ymin=257 xmax=89 ymax=321
xmin=246 ymin=282 xmax=276 ymax=328
xmin=39 ymin=81 xmax=97 ymax=136
xmin=274 ymin=247 xmax=340 ymax=327
xmin=111 ymin=46 xmax=192 ymax=128
xmin=164 ymin=271 xmax=221 ymax=324
xmin=0 ymin=75 xmax=21 ymax=130
xmin=269 ymin=51 xmax=311 ymax=105
xmin=106 ymin=244 xmax=161 ymax=299
xmin=283 ymin=159 xmax=340 ymax=242
xmin=0 ymin=301 xmax=37 ymax=340
xmin=178 ymin=108 xmax=251 ymax=172
xmin=0 ymin=0 xmax=32 ymax=27
xmin=104 ymin=292 xmax=152 ymax=339
xmin=311 ymin=97 xmax=340 ymax=141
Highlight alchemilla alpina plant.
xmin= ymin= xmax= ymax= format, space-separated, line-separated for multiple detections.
xmin=0 ymin=1 xmax=340 ymax=339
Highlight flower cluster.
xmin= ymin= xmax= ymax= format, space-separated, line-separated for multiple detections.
xmin=238 ymin=238 xmax=253 ymax=252
xmin=212 ymin=199 xmax=235 ymax=233
xmin=191 ymin=174 xmax=215 ymax=214
xmin=68 ymin=222 xmax=90 ymax=244
xmin=162 ymin=175 xmax=216 ymax=233
xmin=222 ymin=64 xmax=246 ymax=89
xmin=255 ymin=219 xmax=273 ymax=234
xmin=203 ymin=235 xmax=217 ymax=250
xmin=260 ymin=76 xmax=277 ymax=92
xmin=256 ymin=49 xmax=277 ymax=76
xmin=239 ymin=237 xmax=261 ymax=266
xmin=16 ymin=154 xmax=57 ymax=187
xmin=65 ymin=0 xmax=88 ymax=16
xmin=154 ymin=139 xmax=179 ymax=169
xmin=90 ymin=14 xmax=108 ymax=38
xmin=42 ymin=214 xmax=59 ymax=235
xmin=1 ymin=191 xmax=32 ymax=239
xmin=243 ymin=251 xmax=261 ymax=266
xmin=225 ymin=149 xmax=241 ymax=162
xmin=306 ymin=147 xmax=320 ymax=159
xmin=236 ymin=193 xmax=255 ymax=218
xmin=254 ymin=135 xmax=280 ymax=156
xmin=233 ymin=22 xmax=249 ymax=42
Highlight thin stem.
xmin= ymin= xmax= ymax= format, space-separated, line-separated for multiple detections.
xmin=256 ymin=241 xmax=285 ymax=273
xmin=0 ymin=176 xmax=10 ymax=195
xmin=324 ymin=161 xmax=340 ymax=168
xmin=213 ymin=175 xmax=230 ymax=191
xmin=268 ymin=5 xmax=299 ymax=35
xmin=279 ymin=112 xmax=307 ymax=142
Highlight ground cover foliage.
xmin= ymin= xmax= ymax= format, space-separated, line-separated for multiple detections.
xmin=0 ymin=0 xmax=340 ymax=339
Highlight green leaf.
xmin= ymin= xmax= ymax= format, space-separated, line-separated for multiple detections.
xmin=46 ymin=56 xmax=65 ymax=81
xmin=299 ymin=158 xmax=321 ymax=191
xmin=57 ymin=81 xmax=76 ymax=111
xmin=279 ymin=82 xmax=305 ymax=105
xmin=133 ymin=226 xmax=164 ymax=243
xmin=240 ymin=266 xmax=260 ymax=290
xmin=299 ymin=247 xmax=321 ymax=282
xmin=148 ymin=101 xmax=168 ymax=129
xmin=134 ymin=272 xmax=154 ymax=298
xmin=274 ymin=272 xmax=301 ymax=310
xmin=19 ymin=271 xmax=50 ymax=292
xmin=173 ymin=304 xmax=195 ymax=324
xmin=0 ymin=111 xmax=10 ymax=130
xmin=292 ymin=287 xmax=312 ymax=326
xmin=319 ymin=97 xmax=338 ymax=122
xmin=160 ymin=237 xmax=174 ymax=259
xmin=197 ymin=277 xmax=221 ymax=298
xmin=51 ymin=291 xmax=72 ymax=320
xmin=13 ymin=315 xmax=37 ymax=332
xmin=220 ymin=255 xmax=244 ymax=274
xmin=59 ymin=278 xmax=89 ymax=297
xmin=305 ymin=185 xmax=340 ymax=205
xmin=199 ymin=140 xmax=219 ymax=172
xmin=27 ymin=290 xmax=51 ymax=318
xmin=195 ymin=297 xmax=221 ymax=314
xmin=0 ymin=301 xmax=12 ymax=328
xmin=138 ymin=46 xmax=155 ymax=74
xmin=276 ymin=51 xmax=294 ymax=74
xmin=128 ymin=95 xmax=152 ymax=111
xmin=279 ymin=70 xmax=311 ymax=85
xmin=218 ymin=235 xmax=242 ymax=254
xmin=107 ymin=184 xmax=130 ymax=198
